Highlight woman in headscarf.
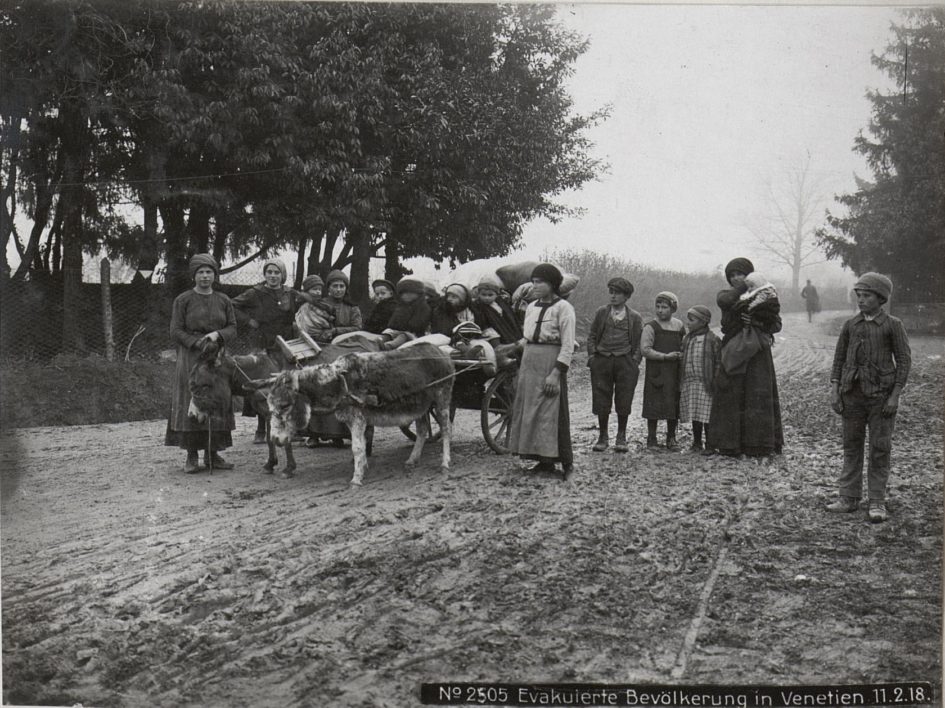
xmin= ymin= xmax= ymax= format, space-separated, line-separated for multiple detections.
xmin=165 ymin=254 xmax=238 ymax=473
xmin=507 ymin=263 xmax=577 ymax=480
xmin=231 ymin=258 xmax=308 ymax=442
xmin=323 ymin=270 xmax=363 ymax=339
xmin=430 ymin=283 xmax=478 ymax=337
xmin=706 ymin=257 xmax=784 ymax=457
xmin=232 ymin=258 xmax=309 ymax=352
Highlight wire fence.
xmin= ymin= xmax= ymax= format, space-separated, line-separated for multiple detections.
xmin=0 ymin=258 xmax=268 ymax=362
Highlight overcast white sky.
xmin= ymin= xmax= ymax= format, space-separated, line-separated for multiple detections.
xmin=493 ymin=3 xmax=901 ymax=285
xmin=8 ymin=3 xmax=905 ymax=287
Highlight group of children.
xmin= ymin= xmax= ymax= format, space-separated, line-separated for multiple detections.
xmin=294 ymin=273 xmax=525 ymax=351
xmin=588 ymin=272 xmax=779 ymax=455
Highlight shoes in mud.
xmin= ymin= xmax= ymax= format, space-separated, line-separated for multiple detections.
xmin=700 ymin=447 xmax=718 ymax=456
xmin=646 ymin=435 xmax=659 ymax=449
xmin=253 ymin=430 xmax=267 ymax=445
xmin=689 ymin=440 xmax=704 ymax=452
xmin=613 ymin=434 xmax=629 ymax=453
xmin=665 ymin=435 xmax=680 ymax=451
xmin=561 ymin=463 xmax=574 ymax=481
xmin=305 ymin=437 xmax=320 ymax=448
xmin=184 ymin=452 xmax=202 ymax=474
xmin=868 ymin=501 xmax=888 ymax=523
xmin=331 ymin=438 xmax=347 ymax=449
xmin=826 ymin=496 xmax=859 ymax=513
xmin=592 ymin=435 xmax=609 ymax=452
xmin=527 ymin=461 xmax=556 ymax=474
xmin=205 ymin=453 xmax=234 ymax=470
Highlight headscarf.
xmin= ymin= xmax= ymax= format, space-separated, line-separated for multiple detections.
xmin=396 ymin=278 xmax=426 ymax=296
xmin=302 ymin=274 xmax=324 ymax=291
xmin=607 ymin=277 xmax=634 ymax=297
xmin=724 ymin=257 xmax=754 ymax=286
xmin=477 ymin=275 xmax=503 ymax=294
xmin=687 ymin=305 xmax=712 ymax=325
xmin=655 ymin=291 xmax=679 ymax=312
xmin=189 ymin=253 xmax=219 ymax=281
xmin=263 ymin=258 xmax=287 ymax=284
xmin=854 ymin=272 xmax=892 ymax=303
xmin=444 ymin=283 xmax=470 ymax=308
xmin=372 ymin=279 xmax=396 ymax=294
xmin=326 ymin=269 xmax=349 ymax=288
xmin=530 ymin=263 xmax=563 ymax=294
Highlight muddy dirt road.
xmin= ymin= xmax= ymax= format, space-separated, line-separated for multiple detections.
xmin=2 ymin=312 xmax=942 ymax=707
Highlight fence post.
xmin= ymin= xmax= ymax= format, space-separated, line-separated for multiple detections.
xmin=101 ymin=258 xmax=116 ymax=361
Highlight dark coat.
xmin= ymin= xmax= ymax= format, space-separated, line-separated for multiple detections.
xmin=364 ymin=298 xmax=398 ymax=334
xmin=387 ymin=297 xmax=432 ymax=337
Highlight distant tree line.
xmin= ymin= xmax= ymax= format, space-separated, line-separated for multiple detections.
xmin=817 ymin=8 xmax=945 ymax=303
xmin=0 ymin=0 xmax=605 ymax=352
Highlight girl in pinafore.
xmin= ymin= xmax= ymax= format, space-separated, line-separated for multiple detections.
xmin=679 ymin=305 xmax=721 ymax=452
xmin=641 ymin=291 xmax=684 ymax=449
xmin=165 ymin=254 xmax=238 ymax=473
xmin=507 ymin=264 xmax=576 ymax=480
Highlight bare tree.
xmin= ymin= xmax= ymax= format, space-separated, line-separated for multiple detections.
xmin=746 ymin=156 xmax=830 ymax=295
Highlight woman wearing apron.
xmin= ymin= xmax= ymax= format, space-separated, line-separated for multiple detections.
xmin=508 ymin=264 xmax=577 ymax=480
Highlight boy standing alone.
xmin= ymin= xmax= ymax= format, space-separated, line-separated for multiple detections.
xmin=827 ymin=273 xmax=911 ymax=523
xmin=587 ymin=277 xmax=643 ymax=453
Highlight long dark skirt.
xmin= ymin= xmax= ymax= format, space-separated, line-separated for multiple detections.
xmin=706 ymin=344 xmax=783 ymax=456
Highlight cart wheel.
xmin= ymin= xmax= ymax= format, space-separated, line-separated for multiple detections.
xmin=482 ymin=369 xmax=516 ymax=454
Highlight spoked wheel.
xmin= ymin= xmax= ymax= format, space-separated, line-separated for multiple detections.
xmin=399 ymin=405 xmax=456 ymax=442
xmin=481 ymin=369 xmax=516 ymax=454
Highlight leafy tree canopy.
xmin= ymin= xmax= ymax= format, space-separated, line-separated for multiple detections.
xmin=816 ymin=8 xmax=945 ymax=302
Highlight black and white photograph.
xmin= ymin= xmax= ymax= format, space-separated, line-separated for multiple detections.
xmin=0 ymin=1 xmax=942 ymax=706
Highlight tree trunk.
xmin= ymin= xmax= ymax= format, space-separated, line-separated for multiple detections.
xmin=307 ymin=224 xmax=324 ymax=277
xmin=0 ymin=116 xmax=22 ymax=279
xmin=348 ymin=226 xmax=371 ymax=307
xmin=187 ymin=203 xmax=211 ymax=254
xmin=294 ymin=234 xmax=307 ymax=289
xmin=59 ymin=104 xmax=87 ymax=354
xmin=320 ymin=227 xmax=340 ymax=279
xmin=161 ymin=203 xmax=189 ymax=297
xmin=384 ymin=228 xmax=407 ymax=282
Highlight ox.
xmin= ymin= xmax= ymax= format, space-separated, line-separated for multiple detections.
xmin=188 ymin=342 xmax=299 ymax=477
xmin=262 ymin=343 xmax=454 ymax=487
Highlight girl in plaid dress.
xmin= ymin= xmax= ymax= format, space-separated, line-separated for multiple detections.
xmin=680 ymin=305 xmax=721 ymax=452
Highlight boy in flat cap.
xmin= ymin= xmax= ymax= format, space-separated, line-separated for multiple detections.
xmin=828 ymin=272 xmax=911 ymax=523
xmin=586 ymin=277 xmax=643 ymax=453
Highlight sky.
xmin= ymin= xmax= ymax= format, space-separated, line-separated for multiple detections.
xmin=481 ymin=3 xmax=902 ymax=286
xmin=7 ymin=3 xmax=905 ymax=288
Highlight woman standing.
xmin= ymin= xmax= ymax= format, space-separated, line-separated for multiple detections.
xmin=507 ymin=264 xmax=576 ymax=480
xmin=232 ymin=258 xmax=308 ymax=443
xmin=707 ymin=257 xmax=784 ymax=457
xmin=165 ymin=254 xmax=238 ymax=473
xmin=324 ymin=270 xmax=363 ymax=339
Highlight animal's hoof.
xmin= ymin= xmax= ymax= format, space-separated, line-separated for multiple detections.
xmin=262 ymin=468 xmax=274 ymax=475
xmin=440 ymin=465 xmax=450 ymax=473
xmin=349 ymin=482 xmax=362 ymax=490
xmin=404 ymin=460 xmax=418 ymax=469
xmin=280 ymin=470 xmax=295 ymax=479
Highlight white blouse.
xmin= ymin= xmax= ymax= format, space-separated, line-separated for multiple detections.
xmin=520 ymin=298 xmax=577 ymax=367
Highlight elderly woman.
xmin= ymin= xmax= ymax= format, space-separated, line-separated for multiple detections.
xmin=324 ymin=270 xmax=363 ymax=339
xmin=165 ymin=254 xmax=238 ymax=473
xmin=706 ymin=257 xmax=784 ymax=457
xmin=507 ymin=263 xmax=577 ymax=480
xmin=232 ymin=258 xmax=308 ymax=443
xmin=431 ymin=283 xmax=478 ymax=337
